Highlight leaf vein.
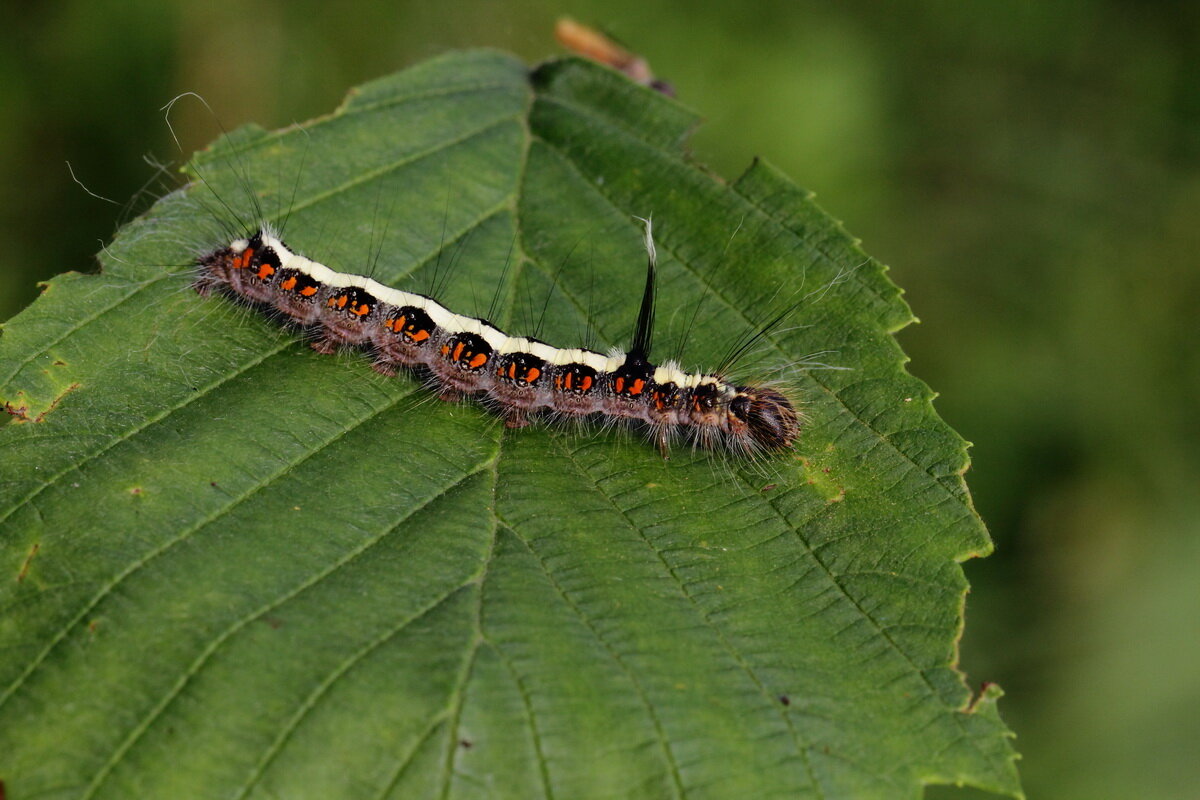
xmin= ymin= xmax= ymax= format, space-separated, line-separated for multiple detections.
xmin=75 ymin=386 xmax=444 ymax=799
xmin=499 ymin=520 xmax=687 ymax=800
xmin=547 ymin=437 xmax=827 ymax=798
xmin=231 ymin=580 xmax=484 ymax=800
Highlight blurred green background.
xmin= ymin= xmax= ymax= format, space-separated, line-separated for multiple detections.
xmin=2 ymin=1 xmax=1196 ymax=797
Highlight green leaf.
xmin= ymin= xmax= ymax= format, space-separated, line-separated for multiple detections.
xmin=0 ymin=51 xmax=1020 ymax=799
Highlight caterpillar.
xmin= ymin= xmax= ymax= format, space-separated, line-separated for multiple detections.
xmin=192 ymin=218 xmax=801 ymax=458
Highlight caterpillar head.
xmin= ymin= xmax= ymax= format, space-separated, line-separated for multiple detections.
xmin=728 ymin=386 xmax=800 ymax=451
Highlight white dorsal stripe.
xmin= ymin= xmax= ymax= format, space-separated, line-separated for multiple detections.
xmin=250 ymin=232 xmax=729 ymax=387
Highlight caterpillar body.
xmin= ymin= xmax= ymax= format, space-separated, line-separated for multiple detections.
xmin=194 ymin=221 xmax=801 ymax=458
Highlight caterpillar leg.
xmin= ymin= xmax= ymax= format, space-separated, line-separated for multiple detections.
xmin=371 ymin=358 xmax=399 ymax=377
xmin=192 ymin=275 xmax=220 ymax=297
xmin=309 ymin=334 xmax=340 ymax=355
xmin=502 ymin=408 xmax=530 ymax=429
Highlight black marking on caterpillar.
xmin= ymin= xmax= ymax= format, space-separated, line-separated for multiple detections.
xmin=193 ymin=218 xmax=801 ymax=458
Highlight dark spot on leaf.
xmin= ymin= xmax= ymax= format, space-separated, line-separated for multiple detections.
xmin=210 ymin=481 xmax=218 ymax=488
xmin=3 ymin=399 xmax=30 ymax=420
xmin=4 ymin=382 xmax=81 ymax=423
xmin=129 ymin=487 xmax=143 ymax=496
xmin=16 ymin=543 xmax=39 ymax=582
xmin=53 ymin=359 xmax=66 ymax=366
xmin=264 ymin=616 xmax=284 ymax=629
xmin=88 ymin=620 xmax=101 ymax=635
xmin=778 ymin=694 xmax=790 ymax=706
xmin=760 ymin=483 xmax=777 ymax=493
xmin=459 ymin=739 xmax=473 ymax=749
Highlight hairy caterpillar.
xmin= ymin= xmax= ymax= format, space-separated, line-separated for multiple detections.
xmin=193 ymin=218 xmax=800 ymax=458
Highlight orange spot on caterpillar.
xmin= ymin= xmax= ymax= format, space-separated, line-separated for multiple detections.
xmin=525 ymin=367 xmax=541 ymax=383
xmin=299 ymin=286 xmax=317 ymax=297
xmin=468 ymin=353 xmax=488 ymax=370
xmin=409 ymin=329 xmax=429 ymax=343
xmin=452 ymin=342 xmax=465 ymax=361
xmin=256 ymin=263 xmax=275 ymax=280
xmin=615 ymin=377 xmax=625 ymax=393
xmin=281 ymin=276 xmax=297 ymax=291
xmin=579 ymin=375 xmax=593 ymax=391
xmin=629 ymin=378 xmax=645 ymax=395
xmin=336 ymin=295 xmax=348 ymax=309
xmin=353 ymin=303 xmax=370 ymax=316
